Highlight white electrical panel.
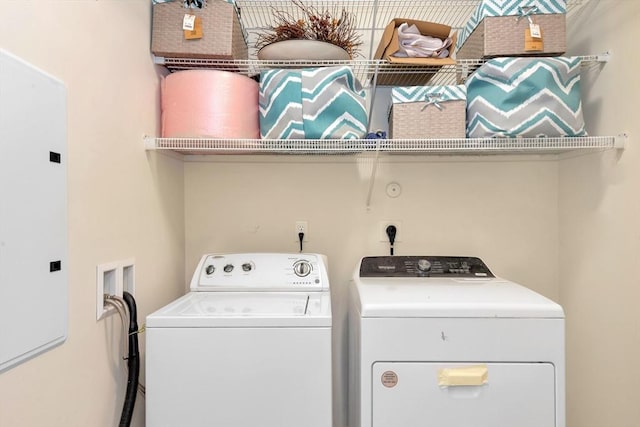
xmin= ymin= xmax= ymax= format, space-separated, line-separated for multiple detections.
xmin=0 ymin=50 xmax=68 ymax=372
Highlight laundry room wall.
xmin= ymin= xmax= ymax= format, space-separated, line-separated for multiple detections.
xmin=559 ymin=1 xmax=640 ymax=427
xmin=0 ymin=2 xmax=184 ymax=427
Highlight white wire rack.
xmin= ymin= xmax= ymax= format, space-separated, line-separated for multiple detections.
xmin=145 ymin=135 xmax=624 ymax=156
xmin=155 ymin=54 xmax=607 ymax=87
xmin=148 ymin=0 xmax=621 ymax=158
xmin=155 ymin=57 xmax=477 ymax=85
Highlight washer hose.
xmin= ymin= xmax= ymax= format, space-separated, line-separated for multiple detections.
xmin=120 ymin=291 xmax=139 ymax=427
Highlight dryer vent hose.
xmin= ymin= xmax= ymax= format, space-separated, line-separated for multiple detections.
xmin=120 ymin=291 xmax=139 ymax=427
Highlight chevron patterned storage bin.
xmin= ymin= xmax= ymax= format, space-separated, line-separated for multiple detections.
xmin=390 ymin=85 xmax=467 ymax=139
xmin=259 ymin=66 xmax=368 ymax=140
xmin=466 ymin=57 xmax=587 ymax=138
xmin=456 ymin=0 xmax=566 ymax=59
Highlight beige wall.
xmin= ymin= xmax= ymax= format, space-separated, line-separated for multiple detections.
xmin=561 ymin=1 xmax=640 ymax=426
xmin=0 ymin=1 xmax=184 ymax=427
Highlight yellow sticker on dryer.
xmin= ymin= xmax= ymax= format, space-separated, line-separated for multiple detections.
xmin=438 ymin=365 xmax=488 ymax=387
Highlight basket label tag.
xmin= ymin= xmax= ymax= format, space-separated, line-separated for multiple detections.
xmin=183 ymin=15 xmax=203 ymax=40
xmin=525 ymin=27 xmax=544 ymax=52
xmin=529 ymin=23 xmax=542 ymax=39
xmin=183 ymin=14 xmax=196 ymax=31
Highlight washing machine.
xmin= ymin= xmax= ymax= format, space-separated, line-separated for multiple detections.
xmin=349 ymin=255 xmax=565 ymax=427
xmin=146 ymin=253 xmax=332 ymax=427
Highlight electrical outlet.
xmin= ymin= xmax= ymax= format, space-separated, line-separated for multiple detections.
xmin=295 ymin=221 xmax=308 ymax=241
xmin=379 ymin=220 xmax=402 ymax=243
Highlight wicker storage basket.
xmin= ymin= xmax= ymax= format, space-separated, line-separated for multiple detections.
xmin=151 ymin=1 xmax=247 ymax=60
xmin=390 ymin=86 xmax=466 ymax=139
xmin=457 ymin=13 xmax=566 ymax=59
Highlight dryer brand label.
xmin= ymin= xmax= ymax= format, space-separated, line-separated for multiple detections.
xmin=381 ymin=371 xmax=398 ymax=388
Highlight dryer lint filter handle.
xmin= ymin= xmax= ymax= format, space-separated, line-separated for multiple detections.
xmin=190 ymin=253 xmax=330 ymax=292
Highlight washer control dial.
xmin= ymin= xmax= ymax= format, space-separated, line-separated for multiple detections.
xmin=417 ymin=259 xmax=432 ymax=272
xmin=293 ymin=260 xmax=312 ymax=277
xmin=241 ymin=262 xmax=253 ymax=272
xmin=205 ymin=265 xmax=215 ymax=275
xmin=223 ymin=264 xmax=234 ymax=273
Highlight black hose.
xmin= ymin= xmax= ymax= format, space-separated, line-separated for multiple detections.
xmin=120 ymin=291 xmax=139 ymax=427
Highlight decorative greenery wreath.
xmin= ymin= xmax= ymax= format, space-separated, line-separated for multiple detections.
xmin=256 ymin=0 xmax=362 ymax=59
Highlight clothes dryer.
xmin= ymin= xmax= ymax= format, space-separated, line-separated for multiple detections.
xmin=349 ymin=255 xmax=565 ymax=427
xmin=146 ymin=253 xmax=332 ymax=427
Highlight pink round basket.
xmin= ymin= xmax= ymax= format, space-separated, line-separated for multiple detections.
xmin=161 ymin=70 xmax=259 ymax=139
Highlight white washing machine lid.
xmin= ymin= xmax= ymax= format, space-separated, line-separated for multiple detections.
xmin=146 ymin=291 xmax=332 ymax=327
xmin=353 ymin=277 xmax=564 ymax=318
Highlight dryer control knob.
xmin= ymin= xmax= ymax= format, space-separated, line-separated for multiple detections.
xmin=241 ymin=263 xmax=252 ymax=272
xmin=205 ymin=265 xmax=215 ymax=275
xmin=417 ymin=259 xmax=432 ymax=272
xmin=293 ymin=260 xmax=312 ymax=277
xmin=223 ymin=264 xmax=234 ymax=273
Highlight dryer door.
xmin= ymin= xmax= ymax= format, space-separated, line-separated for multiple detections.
xmin=372 ymin=362 xmax=556 ymax=427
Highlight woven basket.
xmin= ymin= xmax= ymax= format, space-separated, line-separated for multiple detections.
xmin=151 ymin=1 xmax=247 ymax=60
xmin=457 ymin=14 xmax=566 ymax=59
xmin=390 ymin=100 xmax=466 ymax=139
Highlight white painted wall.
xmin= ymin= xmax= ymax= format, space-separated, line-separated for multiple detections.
xmin=0 ymin=1 xmax=185 ymax=426
xmin=560 ymin=1 xmax=640 ymax=426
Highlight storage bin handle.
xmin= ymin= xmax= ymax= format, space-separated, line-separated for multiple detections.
xmin=516 ymin=6 xmax=539 ymax=24
xmin=421 ymin=93 xmax=444 ymax=111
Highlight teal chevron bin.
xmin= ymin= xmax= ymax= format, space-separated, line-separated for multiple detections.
xmin=465 ymin=57 xmax=588 ymax=138
xmin=259 ymin=66 xmax=368 ymax=140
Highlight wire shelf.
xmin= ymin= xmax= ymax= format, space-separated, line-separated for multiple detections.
xmin=147 ymin=0 xmax=617 ymax=158
xmin=156 ymin=55 xmax=606 ymax=86
xmin=155 ymin=57 xmax=479 ymax=85
xmin=145 ymin=135 xmax=622 ymax=156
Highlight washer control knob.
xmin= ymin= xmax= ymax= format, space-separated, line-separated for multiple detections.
xmin=293 ymin=260 xmax=312 ymax=277
xmin=223 ymin=264 xmax=234 ymax=273
xmin=241 ymin=263 xmax=253 ymax=272
xmin=417 ymin=259 xmax=432 ymax=272
xmin=205 ymin=265 xmax=215 ymax=275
